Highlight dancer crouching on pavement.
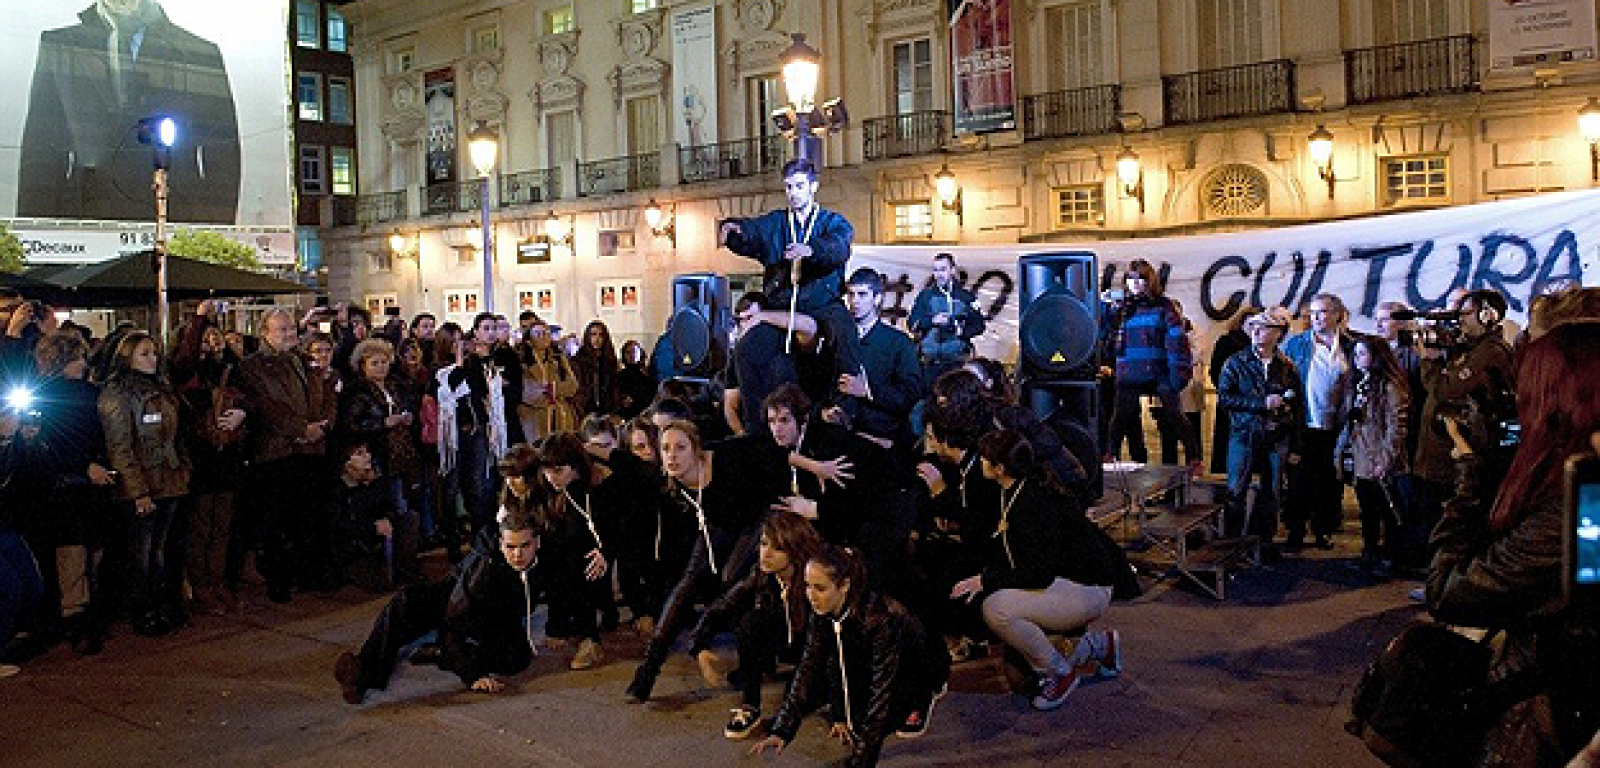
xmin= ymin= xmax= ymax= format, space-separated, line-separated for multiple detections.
xmin=753 ymin=545 xmax=950 ymax=766
xmin=627 ymin=419 xmax=784 ymax=702
xmin=950 ymin=428 xmax=1124 ymax=711
xmin=689 ymin=509 xmax=823 ymax=740
xmin=531 ymin=433 xmax=619 ymax=670
xmin=334 ymin=497 xmax=544 ymax=705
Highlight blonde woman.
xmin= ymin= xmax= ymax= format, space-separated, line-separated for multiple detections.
xmin=518 ymin=319 xmax=577 ymax=441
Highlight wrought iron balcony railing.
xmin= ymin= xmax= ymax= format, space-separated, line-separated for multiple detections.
xmin=500 ymin=169 xmax=560 ymax=207
xmin=577 ymin=152 xmax=661 ymax=197
xmin=423 ymin=179 xmax=485 ymax=216
xmin=1022 ymin=84 xmax=1121 ymax=141
xmin=679 ymin=135 xmax=788 ymax=184
xmin=354 ymin=189 xmax=406 ymax=225
xmin=1163 ymin=59 xmax=1296 ymax=126
xmin=863 ymin=110 xmax=950 ymax=161
xmin=1346 ymin=34 xmax=1478 ymax=106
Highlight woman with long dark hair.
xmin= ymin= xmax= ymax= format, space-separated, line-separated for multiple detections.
xmin=1099 ymin=259 xmax=1200 ymax=469
xmin=947 ymin=428 xmax=1124 ymax=711
xmin=1336 ymin=334 xmax=1409 ymax=572
xmin=572 ymin=320 xmax=619 ymax=417
xmin=518 ymin=318 xmax=578 ymax=441
xmin=1426 ymin=321 xmax=1600 ymax=765
xmin=753 ymin=545 xmax=950 ymax=764
xmin=689 ymin=509 xmax=823 ymax=740
xmin=98 ymin=332 xmax=191 ymax=636
xmin=626 ymin=419 xmax=783 ymax=702
xmin=531 ymin=433 xmax=618 ymax=670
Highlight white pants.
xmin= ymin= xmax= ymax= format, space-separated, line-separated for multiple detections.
xmin=981 ymin=578 xmax=1112 ymax=674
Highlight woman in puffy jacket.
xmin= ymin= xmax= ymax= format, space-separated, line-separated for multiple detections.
xmin=1426 ymin=321 xmax=1600 ymax=767
xmin=753 ymin=545 xmax=949 ymax=766
xmin=1099 ymin=259 xmax=1199 ymax=469
xmin=98 ymin=331 xmax=190 ymax=637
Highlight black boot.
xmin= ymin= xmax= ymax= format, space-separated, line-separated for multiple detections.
xmin=626 ymin=661 xmax=658 ymax=702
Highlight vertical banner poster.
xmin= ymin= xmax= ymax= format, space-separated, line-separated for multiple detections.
xmin=671 ymin=4 xmax=718 ymax=170
xmin=425 ymin=67 xmax=457 ymax=185
xmin=1489 ymin=0 xmax=1598 ymax=70
xmin=951 ymin=0 xmax=1016 ymax=135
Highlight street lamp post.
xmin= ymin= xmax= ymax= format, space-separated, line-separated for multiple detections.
xmin=468 ymin=122 xmax=499 ymax=313
xmin=138 ymin=116 xmax=177 ymax=344
xmin=772 ymin=33 xmax=847 ymax=166
xmin=1579 ymin=97 xmax=1600 ymax=183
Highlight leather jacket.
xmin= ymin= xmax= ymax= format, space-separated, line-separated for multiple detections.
xmin=236 ymin=349 xmax=322 ymax=463
xmin=1216 ymin=347 xmax=1304 ymax=451
xmin=770 ymin=591 xmax=945 ymax=767
xmin=98 ymin=371 xmax=190 ymax=502
xmin=438 ymin=541 xmax=547 ymax=686
xmin=687 ymin=566 xmax=806 ymax=655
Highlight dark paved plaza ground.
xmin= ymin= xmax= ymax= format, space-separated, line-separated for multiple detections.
xmin=2 ymin=527 xmax=1410 ymax=767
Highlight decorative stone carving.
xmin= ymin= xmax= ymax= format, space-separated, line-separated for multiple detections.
xmin=381 ymin=74 xmax=425 ymax=143
xmin=738 ymin=0 xmax=783 ymax=35
xmin=463 ymin=54 xmax=509 ymax=124
xmin=610 ymin=8 xmax=667 ymax=109
xmin=531 ymin=31 xmax=585 ymax=119
xmin=858 ymin=0 xmax=944 ymax=48
xmin=1202 ymin=164 xmax=1270 ymax=217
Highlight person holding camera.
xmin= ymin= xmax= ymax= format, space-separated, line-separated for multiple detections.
xmin=1426 ymin=320 xmax=1600 ymax=765
xmin=1413 ymin=289 xmax=1517 ymax=564
xmin=1216 ymin=307 xmax=1304 ymax=548
xmin=908 ymin=253 xmax=986 ymax=388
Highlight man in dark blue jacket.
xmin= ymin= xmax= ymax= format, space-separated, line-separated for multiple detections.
xmin=835 ymin=269 xmax=923 ymax=453
xmin=719 ymin=159 xmax=861 ymax=397
xmin=1217 ymin=307 xmax=1304 ymax=547
xmin=907 ymin=252 xmax=986 ymax=387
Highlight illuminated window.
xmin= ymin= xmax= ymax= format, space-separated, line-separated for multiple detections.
xmin=327 ymin=7 xmax=348 ymax=52
xmin=626 ymin=95 xmax=660 ymax=156
xmin=1383 ymin=154 xmax=1449 ymax=204
xmin=294 ymin=0 xmax=320 ymax=48
xmin=1054 ymin=185 xmax=1105 ymax=227
xmin=327 ymin=78 xmax=352 ymax=124
xmin=299 ymin=145 xmax=326 ymax=194
xmin=1048 ymin=2 xmax=1104 ymax=90
xmin=546 ymin=111 xmax=577 ymax=168
xmin=297 ymin=73 xmax=323 ymax=121
xmin=631 ymin=0 xmax=659 ymax=13
xmin=546 ymin=6 xmax=574 ymax=35
xmin=330 ymin=147 xmax=355 ymax=196
xmin=893 ymin=203 xmax=933 ymax=240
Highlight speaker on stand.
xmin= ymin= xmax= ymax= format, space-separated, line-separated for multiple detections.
xmin=665 ymin=273 xmax=732 ymax=431
xmin=1015 ymin=251 xmax=1102 ymax=500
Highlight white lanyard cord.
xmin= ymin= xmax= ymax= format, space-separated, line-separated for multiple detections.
xmin=787 ymin=204 xmax=818 ymax=251
xmin=562 ymin=488 xmax=601 ymax=550
xmin=995 ymin=478 xmax=1027 ymax=570
xmin=680 ymin=481 xmax=717 ymax=575
xmin=832 ymin=611 xmax=856 ymax=740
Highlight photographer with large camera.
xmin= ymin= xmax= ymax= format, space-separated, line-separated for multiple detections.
xmin=1424 ymin=320 xmax=1600 ymax=766
xmin=1412 ymin=289 xmax=1518 ymax=574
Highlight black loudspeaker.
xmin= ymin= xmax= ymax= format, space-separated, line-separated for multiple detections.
xmin=1018 ymin=252 xmax=1101 ymax=494
xmin=668 ymin=272 xmax=732 ymax=376
xmin=1018 ymin=251 xmax=1099 ymax=379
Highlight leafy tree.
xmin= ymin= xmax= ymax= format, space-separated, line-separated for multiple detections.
xmin=0 ymin=223 xmax=24 ymax=274
xmin=165 ymin=229 xmax=261 ymax=271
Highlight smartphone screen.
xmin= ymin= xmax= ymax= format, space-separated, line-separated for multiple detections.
xmin=1577 ymin=481 xmax=1600 ymax=586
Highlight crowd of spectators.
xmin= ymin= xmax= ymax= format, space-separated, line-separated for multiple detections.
xmin=2 ymin=264 xmax=1597 ymax=765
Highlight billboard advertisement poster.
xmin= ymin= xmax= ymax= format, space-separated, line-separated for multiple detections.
xmin=425 ymin=67 xmax=457 ymax=185
xmin=670 ymin=5 xmax=717 ymax=150
xmin=951 ymin=0 xmax=1016 ymax=135
xmin=0 ymin=0 xmax=293 ymax=237
xmin=1489 ymin=0 xmax=1599 ymax=70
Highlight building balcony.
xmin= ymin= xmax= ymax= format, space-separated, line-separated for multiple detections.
xmin=353 ymin=189 xmax=406 ymax=226
xmin=501 ymin=169 xmax=560 ymax=207
xmin=1346 ymin=34 xmax=1478 ymax=106
xmin=423 ymin=179 xmax=486 ymax=216
xmin=1022 ymin=84 xmax=1121 ymax=141
xmin=578 ymin=152 xmax=660 ymax=197
xmin=1163 ymin=59 xmax=1296 ymax=126
xmin=863 ymin=110 xmax=950 ymax=161
xmin=679 ymin=136 xmax=788 ymax=184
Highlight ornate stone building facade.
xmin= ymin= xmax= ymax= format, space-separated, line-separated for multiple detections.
xmin=324 ymin=0 xmax=1600 ymax=342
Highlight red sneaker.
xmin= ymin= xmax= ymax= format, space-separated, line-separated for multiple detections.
xmin=1031 ymin=666 xmax=1082 ymax=711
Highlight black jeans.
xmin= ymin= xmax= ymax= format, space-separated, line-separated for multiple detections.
xmin=640 ymin=524 xmax=761 ymax=672
xmin=1285 ymin=427 xmax=1346 ymax=540
xmin=1108 ymin=381 xmax=1198 ymax=463
xmin=734 ymin=601 xmax=804 ymax=710
xmin=1353 ymin=477 xmax=1401 ymax=559
xmin=251 ymin=455 xmax=330 ymax=592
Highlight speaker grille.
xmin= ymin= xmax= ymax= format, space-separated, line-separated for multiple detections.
xmin=669 ymin=306 xmax=712 ymax=372
xmin=1020 ymin=292 xmax=1096 ymax=374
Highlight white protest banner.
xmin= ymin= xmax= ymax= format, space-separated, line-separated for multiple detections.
xmin=851 ymin=189 xmax=1600 ymax=363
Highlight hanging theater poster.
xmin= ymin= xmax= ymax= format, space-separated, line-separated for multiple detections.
xmin=425 ymin=67 xmax=457 ymax=185
xmin=852 ymin=189 xmax=1600 ymax=365
xmin=951 ymin=0 xmax=1016 ymax=135
xmin=1488 ymin=0 xmax=1598 ymax=70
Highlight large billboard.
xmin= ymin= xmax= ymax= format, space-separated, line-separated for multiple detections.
xmin=951 ymin=0 xmax=1016 ymax=135
xmin=0 ymin=1 xmax=294 ymax=261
